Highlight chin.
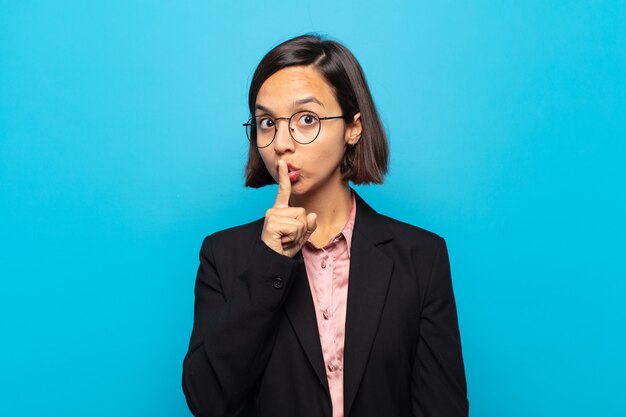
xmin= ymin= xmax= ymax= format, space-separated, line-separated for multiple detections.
xmin=289 ymin=181 xmax=307 ymax=195
xmin=292 ymin=177 xmax=320 ymax=196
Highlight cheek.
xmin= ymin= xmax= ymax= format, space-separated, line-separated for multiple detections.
xmin=319 ymin=147 xmax=343 ymax=163
xmin=321 ymin=131 xmax=348 ymax=161
xmin=310 ymin=140 xmax=346 ymax=170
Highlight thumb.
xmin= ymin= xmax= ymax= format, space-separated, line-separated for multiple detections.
xmin=304 ymin=213 xmax=317 ymax=239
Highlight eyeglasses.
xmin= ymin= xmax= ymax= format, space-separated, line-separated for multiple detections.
xmin=243 ymin=111 xmax=344 ymax=148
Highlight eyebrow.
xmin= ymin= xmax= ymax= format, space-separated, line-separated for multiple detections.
xmin=255 ymin=96 xmax=325 ymax=113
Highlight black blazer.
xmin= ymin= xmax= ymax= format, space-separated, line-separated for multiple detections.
xmin=182 ymin=192 xmax=468 ymax=417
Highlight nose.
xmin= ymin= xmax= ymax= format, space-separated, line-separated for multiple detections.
xmin=273 ymin=118 xmax=295 ymax=154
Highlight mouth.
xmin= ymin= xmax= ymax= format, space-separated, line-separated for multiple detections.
xmin=284 ymin=162 xmax=301 ymax=183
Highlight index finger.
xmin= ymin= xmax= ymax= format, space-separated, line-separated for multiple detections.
xmin=274 ymin=159 xmax=291 ymax=208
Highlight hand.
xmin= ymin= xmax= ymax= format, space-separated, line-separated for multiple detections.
xmin=261 ymin=160 xmax=317 ymax=257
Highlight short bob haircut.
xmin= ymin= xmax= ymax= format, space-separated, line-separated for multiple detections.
xmin=244 ymin=33 xmax=389 ymax=188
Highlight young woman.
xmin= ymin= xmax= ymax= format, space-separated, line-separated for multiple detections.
xmin=182 ymin=34 xmax=469 ymax=417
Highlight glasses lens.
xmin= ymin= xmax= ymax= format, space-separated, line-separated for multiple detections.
xmin=290 ymin=111 xmax=320 ymax=144
xmin=252 ymin=116 xmax=276 ymax=148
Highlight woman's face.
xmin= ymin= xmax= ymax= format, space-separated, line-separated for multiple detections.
xmin=255 ymin=65 xmax=361 ymax=197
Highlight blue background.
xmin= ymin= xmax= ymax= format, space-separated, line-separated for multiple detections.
xmin=1 ymin=1 xmax=625 ymax=416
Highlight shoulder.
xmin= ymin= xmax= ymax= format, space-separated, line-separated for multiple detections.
xmin=355 ymin=193 xmax=445 ymax=258
xmin=199 ymin=217 xmax=265 ymax=259
xmin=379 ymin=213 xmax=443 ymax=246
xmin=375 ymin=213 xmax=447 ymax=266
xmin=354 ymin=192 xmax=444 ymax=252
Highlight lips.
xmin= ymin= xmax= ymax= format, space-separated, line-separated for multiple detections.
xmin=285 ymin=162 xmax=300 ymax=182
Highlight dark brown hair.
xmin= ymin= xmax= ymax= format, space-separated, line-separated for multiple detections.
xmin=244 ymin=33 xmax=389 ymax=188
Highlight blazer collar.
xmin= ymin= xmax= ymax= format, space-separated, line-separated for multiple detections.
xmin=351 ymin=190 xmax=393 ymax=246
xmin=283 ymin=190 xmax=395 ymax=416
xmin=343 ymin=190 xmax=394 ymax=417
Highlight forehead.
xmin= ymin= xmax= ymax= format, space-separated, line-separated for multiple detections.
xmin=255 ymin=66 xmax=338 ymax=111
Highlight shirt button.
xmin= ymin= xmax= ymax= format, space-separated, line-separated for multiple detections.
xmin=322 ymin=310 xmax=330 ymax=320
xmin=272 ymin=277 xmax=284 ymax=289
xmin=321 ymin=260 xmax=327 ymax=269
xmin=327 ymin=363 xmax=335 ymax=372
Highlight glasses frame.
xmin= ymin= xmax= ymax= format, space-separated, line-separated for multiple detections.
xmin=243 ymin=111 xmax=344 ymax=148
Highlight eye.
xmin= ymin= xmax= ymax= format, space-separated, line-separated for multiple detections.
xmin=258 ymin=117 xmax=275 ymax=130
xmin=296 ymin=112 xmax=319 ymax=128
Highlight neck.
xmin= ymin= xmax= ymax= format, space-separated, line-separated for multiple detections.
xmin=290 ymin=180 xmax=353 ymax=247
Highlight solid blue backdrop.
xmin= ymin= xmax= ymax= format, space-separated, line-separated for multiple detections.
xmin=1 ymin=1 xmax=624 ymax=416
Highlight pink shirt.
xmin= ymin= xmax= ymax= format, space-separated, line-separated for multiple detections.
xmin=301 ymin=192 xmax=356 ymax=417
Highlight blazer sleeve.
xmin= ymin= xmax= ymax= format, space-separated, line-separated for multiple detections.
xmin=411 ymin=236 xmax=469 ymax=417
xmin=182 ymin=234 xmax=304 ymax=417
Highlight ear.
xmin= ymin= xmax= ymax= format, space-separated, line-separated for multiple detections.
xmin=344 ymin=112 xmax=362 ymax=146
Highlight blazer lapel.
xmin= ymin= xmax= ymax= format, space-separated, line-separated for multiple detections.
xmin=283 ymin=250 xmax=331 ymax=396
xmin=343 ymin=192 xmax=394 ymax=417
xmin=277 ymin=191 xmax=394 ymax=415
